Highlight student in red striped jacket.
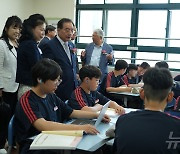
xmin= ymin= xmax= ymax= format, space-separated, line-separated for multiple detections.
xmin=123 ymin=63 xmax=144 ymax=88
xmin=68 ymin=65 xmax=125 ymax=114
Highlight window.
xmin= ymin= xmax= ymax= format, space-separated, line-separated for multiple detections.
xmin=78 ymin=10 xmax=103 ymax=43
xmin=114 ymin=51 xmax=131 ymax=64
xmin=105 ymin=0 xmax=133 ymax=3
xmin=79 ymin=0 xmax=104 ymax=4
xmin=138 ymin=10 xmax=167 ymax=46
xmin=139 ymin=0 xmax=168 ymax=3
xmin=106 ymin=10 xmax=132 ymax=45
xmin=169 ymin=10 xmax=180 ymax=47
xmin=76 ymin=1 xmax=180 ymax=70
xmin=136 ymin=52 xmax=164 ymax=66
xmin=170 ymin=0 xmax=180 ymax=3
xmin=167 ymin=53 xmax=180 ymax=69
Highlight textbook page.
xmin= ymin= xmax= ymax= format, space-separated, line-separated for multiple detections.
xmin=30 ymin=133 xmax=82 ymax=150
xmin=42 ymin=130 xmax=83 ymax=137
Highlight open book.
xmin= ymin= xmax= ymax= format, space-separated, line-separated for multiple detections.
xmin=30 ymin=130 xmax=83 ymax=150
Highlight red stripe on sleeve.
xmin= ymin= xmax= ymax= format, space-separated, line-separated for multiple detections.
xmin=122 ymin=75 xmax=129 ymax=86
xmin=106 ymin=72 xmax=113 ymax=88
xmin=174 ymin=96 xmax=180 ymax=110
xmin=75 ymin=87 xmax=87 ymax=108
xmin=20 ymin=91 xmax=37 ymax=123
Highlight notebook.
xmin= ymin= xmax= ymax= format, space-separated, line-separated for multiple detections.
xmin=30 ymin=130 xmax=83 ymax=150
xmin=71 ymin=101 xmax=110 ymax=128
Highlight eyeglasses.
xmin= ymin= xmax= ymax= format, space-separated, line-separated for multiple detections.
xmin=63 ymin=28 xmax=74 ymax=33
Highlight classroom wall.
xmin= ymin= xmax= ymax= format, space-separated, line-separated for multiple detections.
xmin=33 ymin=0 xmax=76 ymax=22
xmin=0 ymin=0 xmax=34 ymax=33
xmin=0 ymin=0 xmax=76 ymax=34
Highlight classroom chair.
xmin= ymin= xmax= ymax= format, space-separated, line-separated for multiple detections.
xmin=7 ymin=115 xmax=15 ymax=154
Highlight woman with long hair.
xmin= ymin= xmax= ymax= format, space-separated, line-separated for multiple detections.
xmin=16 ymin=14 xmax=46 ymax=99
xmin=0 ymin=15 xmax=22 ymax=149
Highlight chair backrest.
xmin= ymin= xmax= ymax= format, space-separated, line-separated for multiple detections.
xmin=7 ymin=115 xmax=15 ymax=154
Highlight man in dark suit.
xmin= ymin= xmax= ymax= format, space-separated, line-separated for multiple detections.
xmin=38 ymin=25 xmax=56 ymax=50
xmin=42 ymin=18 xmax=78 ymax=101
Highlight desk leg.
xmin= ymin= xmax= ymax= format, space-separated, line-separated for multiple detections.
xmin=124 ymin=97 xmax=127 ymax=107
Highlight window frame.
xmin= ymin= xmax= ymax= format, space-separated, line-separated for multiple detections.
xmin=75 ymin=0 xmax=180 ymax=71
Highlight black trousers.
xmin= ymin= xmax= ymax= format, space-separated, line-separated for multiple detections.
xmin=2 ymin=91 xmax=18 ymax=116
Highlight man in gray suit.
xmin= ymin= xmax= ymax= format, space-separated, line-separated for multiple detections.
xmin=81 ymin=29 xmax=114 ymax=81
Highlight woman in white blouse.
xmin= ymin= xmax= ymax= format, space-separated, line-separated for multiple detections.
xmin=0 ymin=16 xmax=22 ymax=115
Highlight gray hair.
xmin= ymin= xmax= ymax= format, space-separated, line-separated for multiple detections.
xmin=93 ymin=29 xmax=104 ymax=39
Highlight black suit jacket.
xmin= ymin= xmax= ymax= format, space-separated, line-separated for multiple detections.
xmin=42 ymin=37 xmax=78 ymax=101
xmin=38 ymin=36 xmax=50 ymax=51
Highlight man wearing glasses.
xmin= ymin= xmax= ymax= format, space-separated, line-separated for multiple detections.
xmin=42 ymin=18 xmax=78 ymax=101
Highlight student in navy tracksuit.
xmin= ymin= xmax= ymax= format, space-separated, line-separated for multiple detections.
xmin=15 ymin=59 xmax=110 ymax=154
xmin=114 ymin=68 xmax=180 ymax=154
xmin=68 ymin=65 xmax=125 ymax=114
xmin=135 ymin=62 xmax=150 ymax=83
xmin=123 ymin=64 xmax=138 ymax=85
xmin=99 ymin=60 xmax=131 ymax=99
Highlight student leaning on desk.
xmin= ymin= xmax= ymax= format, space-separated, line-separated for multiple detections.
xmin=68 ymin=65 xmax=125 ymax=115
xmin=14 ymin=58 xmax=110 ymax=154
xmin=99 ymin=60 xmax=132 ymax=96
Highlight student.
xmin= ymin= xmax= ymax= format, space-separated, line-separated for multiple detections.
xmin=68 ymin=65 xmax=125 ymax=114
xmin=123 ymin=64 xmax=138 ymax=85
xmin=114 ymin=68 xmax=180 ymax=154
xmin=155 ymin=61 xmax=169 ymax=69
xmin=135 ymin=62 xmax=150 ymax=83
xmin=99 ymin=60 xmax=132 ymax=96
xmin=14 ymin=58 xmax=110 ymax=154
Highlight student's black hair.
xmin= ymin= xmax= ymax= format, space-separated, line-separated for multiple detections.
xmin=127 ymin=64 xmax=138 ymax=73
xmin=79 ymin=65 xmax=102 ymax=81
xmin=139 ymin=62 xmax=150 ymax=69
xmin=155 ymin=61 xmax=169 ymax=69
xmin=143 ymin=67 xmax=173 ymax=102
xmin=31 ymin=58 xmax=62 ymax=86
xmin=19 ymin=14 xmax=46 ymax=42
xmin=0 ymin=16 xmax=22 ymax=50
xmin=57 ymin=18 xmax=74 ymax=29
xmin=45 ymin=25 xmax=56 ymax=35
xmin=115 ymin=60 xmax=128 ymax=71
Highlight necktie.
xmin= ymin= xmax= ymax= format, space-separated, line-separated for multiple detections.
xmin=64 ymin=42 xmax=71 ymax=63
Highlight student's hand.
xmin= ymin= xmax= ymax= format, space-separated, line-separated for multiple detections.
xmin=81 ymin=50 xmax=86 ymax=57
xmin=125 ymin=87 xmax=132 ymax=92
xmin=94 ymin=104 xmax=103 ymax=111
xmin=115 ymin=105 xmax=125 ymax=115
xmin=81 ymin=124 xmax=99 ymax=135
xmin=102 ymin=114 xmax=110 ymax=123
